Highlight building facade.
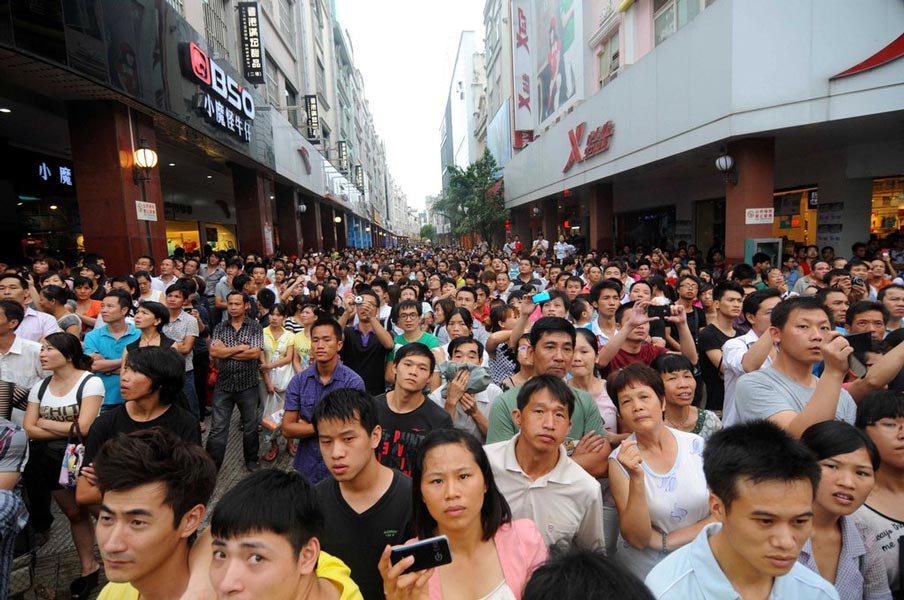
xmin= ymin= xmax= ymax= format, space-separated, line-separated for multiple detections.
xmin=498 ymin=0 xmax=904 ymax=263
xmin=0 ymin=0 xmax=409 ymax=273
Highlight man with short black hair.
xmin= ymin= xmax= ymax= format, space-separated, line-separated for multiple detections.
xmin=487 ymin=317 xmax=609 ymax=478
xmin=697 ymin=281 xmax=744 ymax=412
xmin=283 ymin=318 xmax=365 ymax=484
xmin=373 ymin=343 xmax=452 ymax=476
xmin=338 ymin=290 xmax=395 ymax=396
xmin=94 ymin=428 xmax=217 ymax=600
xmin=206 ymin=290 xmax=263 ymax=472
xmin=429 ymin=337 xmax=500 ymax=441
xmin=0 ymin=300 xmax=44 ymax=409
xmin=735 ymin=296 xmax=856 ymax=436
xmin=486 ymin=375 xmax=605 ymax=549
xmin=645 ymin=421 xmax=836 ymax=599
xmin=313 ymin=389 xmax=412 ymax=600
xmin=163 ymin=283 xmax=199 ymax=417
xmin=205 ymin=469 xmax=362 ymax=599
xmin=0 ymin=273 xmax=61 ymax=342
xmin=845 ymin=301 xmax=889 ymax=342
xmin=879 ymin=283 xmax=904 ymax=331
xmin=151 ymin=257 xmax=178 ymax=293
xmin=84 ymin=290 xmax=141 ymax=412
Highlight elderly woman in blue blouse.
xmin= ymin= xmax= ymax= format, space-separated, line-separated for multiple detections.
xmin=799 ymin=421 xmax=892 ymax=600
xmin=607 ymin=363 xmax=714 ymax=580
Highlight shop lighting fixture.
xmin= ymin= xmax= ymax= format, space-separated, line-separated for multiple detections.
xmin=715 ymin=147 xmax=738 ymax=185
xmin=16 ymin=202 xmax=22 ymax=206
xmin=133 ymin=138 xmax=158 ymax=184
xmin=49 ymin=204 xmax=58 ymax=210
xmin=269 ymin=195 xmax=275 ymax=199
xmin=206 ymin=175 xmax=213 ymax=179
xmin=168 ymin=162 xmax=176 ymax=167
xmin=365 ymin=226 xmax=371 ymax=232
xmin=0 ymin=108 xmax=11 ymax=113
xmin=334 ymin=216 xmax=342 ymax=223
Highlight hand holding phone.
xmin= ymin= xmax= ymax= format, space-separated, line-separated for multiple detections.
xmin=647 ymin=305 xmax=670 ymax=320
xmin=531 ymin=291 xmax=551 ymax=304
xmin=389 ymin=535 xmax=453 ymax=574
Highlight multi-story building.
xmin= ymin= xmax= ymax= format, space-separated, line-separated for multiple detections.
xmin=440 ymin=31 xmax=487 ymax=190
xmin=0 ymin=0 xmax=400 ymax=271
xmin=500 ymin=0 xmax=904 ymax=263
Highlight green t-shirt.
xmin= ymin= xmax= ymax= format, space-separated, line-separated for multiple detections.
xmin=387 ymin=331 xmax=440 ymax=362
xmin=486 ymin=383 xmax=605 ymax=446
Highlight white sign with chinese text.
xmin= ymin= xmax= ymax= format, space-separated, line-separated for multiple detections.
xmin=745 ymin=208 xmax=774 ymax=225
xmin=136 ymin=201 xmax=158 ymax=221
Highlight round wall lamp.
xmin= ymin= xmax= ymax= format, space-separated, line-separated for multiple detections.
xmin=334 ymin=215 xmax=342 ymax=223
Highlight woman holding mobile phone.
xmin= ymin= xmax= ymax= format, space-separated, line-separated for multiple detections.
xmin=379 ymin=429 xmax=546 ymax=599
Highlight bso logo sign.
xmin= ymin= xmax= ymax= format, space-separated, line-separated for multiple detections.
xmin=180 ymin=42 xmax=255 ymax=121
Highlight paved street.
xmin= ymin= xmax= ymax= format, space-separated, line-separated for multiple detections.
xmin=29 ymin=413 xmax=292 ymax=599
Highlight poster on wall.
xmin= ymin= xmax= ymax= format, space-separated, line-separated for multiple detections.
xmin=534 ymin=0 xmax=584 ymax=125
xmin=816 ymin=202 xmax=844 ymax=246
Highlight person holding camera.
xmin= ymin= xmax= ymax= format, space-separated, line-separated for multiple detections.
xmin=338 ymin=289 xmax=395 ymax=396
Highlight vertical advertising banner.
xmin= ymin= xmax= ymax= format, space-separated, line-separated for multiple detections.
xmin=535 ymin=0 xmax=584 ymax=126
xmin=511 ymin=0 xmax=534 ymax=135
xmin=238 ymin=3 xmax=265 ymax=84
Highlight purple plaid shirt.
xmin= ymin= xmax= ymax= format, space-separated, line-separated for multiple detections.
xmin=284 ymin=361 xmax=364 ymax=483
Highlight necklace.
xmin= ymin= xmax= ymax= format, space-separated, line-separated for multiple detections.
xmin=140 ymin=333 xmax=160 ymax=347
xmin=665 ymin=408 xmax=695 ymax=431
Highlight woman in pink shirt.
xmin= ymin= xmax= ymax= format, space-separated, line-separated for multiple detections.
xmin=380 ymin=429 xmax=547 ymax=599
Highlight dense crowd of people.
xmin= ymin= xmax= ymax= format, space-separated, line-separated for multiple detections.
xmin=0 ymin=234 xmax=903 ymax=599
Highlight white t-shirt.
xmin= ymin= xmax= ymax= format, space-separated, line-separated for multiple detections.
xmin=610 ymin=427 xmax=710 ymax=580
xmin=28 ymin=372 xmax=105 ymax=422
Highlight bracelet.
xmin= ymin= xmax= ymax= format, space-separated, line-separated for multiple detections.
xmin=661 ymin=530 xmax=669 ymax=552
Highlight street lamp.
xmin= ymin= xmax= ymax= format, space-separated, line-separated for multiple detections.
xmin=132 ymin=139 xmax=158 ymax=184
xmin=334 ymin=215 xmax=342 ymax=224
xmin=132 ymin=138 xmax=159 ymax=254
xmin=715 ymin=146 xmax=738 ymax=185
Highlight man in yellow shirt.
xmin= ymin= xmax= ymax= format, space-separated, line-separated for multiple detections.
xmin=94 ymin=428 xmax=217 ymax=600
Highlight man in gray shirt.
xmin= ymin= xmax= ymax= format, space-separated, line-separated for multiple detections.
xmin=736 ymin=296 xmax=856 ymax=437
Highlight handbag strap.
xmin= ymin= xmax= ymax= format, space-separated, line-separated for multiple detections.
xmin=66 ymin=374 xmax=96 ymax=445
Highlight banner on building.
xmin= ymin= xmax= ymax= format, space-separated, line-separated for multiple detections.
xmin=237 ymin=2 xmax=265 ymax=84
xmin=337 ymin=140 xmax=349 ymax=173
xmin=535 ymin=0 xmax=584 ymax=126
xmin=511 ymin=0 xmax=534 ymax=134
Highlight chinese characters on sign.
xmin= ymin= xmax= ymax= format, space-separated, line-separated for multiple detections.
xmin=136 ymin=201 xmax=158 ymax=222
xmin=37 ymin=161 xmax=74 ymax=186
xmin=305 ymin=95 xmax=320 ymax=142
xmin=562 ymin=120 xmax=614 ymax=173
xmin=744 ymin=208 xmax=775 ymax=225
xmin=511 ymin=0 xmax=534 ymax=146
xmin=238 ymin=3 xmax=265 ymax=85
xmin=337 ymin=140 xmax=349 ymax=173
xmin=179 ymin=41 xmax=256 ymax=144
xmin=354 ymin=165 xmax=364 ymax=192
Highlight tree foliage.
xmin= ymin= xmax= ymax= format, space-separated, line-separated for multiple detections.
xmin=433 ymin=149 xmax=507 ymax=246
xmin=419 ymin=224 xmax=437 ymax=240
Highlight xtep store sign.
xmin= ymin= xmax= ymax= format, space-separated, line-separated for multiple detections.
xmin=562 ymin=120 xmax=614 ymax=173
xmin=179 ymin=42 xmax=256 ymax=143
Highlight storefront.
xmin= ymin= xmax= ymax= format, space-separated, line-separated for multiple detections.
xmin=503 ymin=1 xmax=904 ymax=263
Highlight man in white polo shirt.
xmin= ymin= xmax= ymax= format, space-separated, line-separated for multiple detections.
xmin=484 ymin=374 xmax=604 ymax=550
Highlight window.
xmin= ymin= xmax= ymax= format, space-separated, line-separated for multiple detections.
xmin=278 ymin=0 xmax=295 ymax=44
xmin=266 ymin=57 xmax=280 ymax=108
xmin=164 ymin=0 xmax=184 ymax=15
xmin=598 ymin=32 xmax=619 ymax=88
xmin=654 ymin=0 xmax=703 ymax=45
xmin=315 ymin=58 xmax=327 ymax=95
xmin=203 ymin=0 xmax=230 ymax=60
xmin=285 ymin=83 xmax=298 ymax=127
xmin=312 ymin=0 xmax=323 ymax=29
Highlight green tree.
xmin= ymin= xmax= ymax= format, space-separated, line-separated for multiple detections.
xmin=419 ymin=223 xmax=437 ymax=240
xmin=433 ymin=149 xmax=507 ymax=247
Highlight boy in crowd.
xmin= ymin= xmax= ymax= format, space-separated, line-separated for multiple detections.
xmin=373 ymin=343 xmax=453 ymax=476
xmin=313 ymin=389 xmax=413 ymax=600
xmin=94 ymin=428 xmax=217 ymax=600
xmin=696 ymin=281 xmax=744 ymax=412
xmin=645 ymin=421 xmax=837 ymax=599
xmin=207 ymin=469 xmax=362 ymax=599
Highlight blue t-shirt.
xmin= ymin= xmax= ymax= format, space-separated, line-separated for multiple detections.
xmin=83 ymin=324 xmax=140 ymax=406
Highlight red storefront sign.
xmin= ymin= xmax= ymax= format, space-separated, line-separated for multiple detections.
xmin=562 ymin=120 xmax=614 ymax=173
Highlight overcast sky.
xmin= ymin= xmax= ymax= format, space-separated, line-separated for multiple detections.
xmin=335 ymin=0 xmax=486 ymax=210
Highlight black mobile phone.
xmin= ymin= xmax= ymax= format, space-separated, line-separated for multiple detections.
xmin=389 ymin=535 xmax=453 ymax=574
xmin=648 ymin=305 xmax=670 ymax=320
xmin=845 ymin=332 xmax=872 ymax=378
